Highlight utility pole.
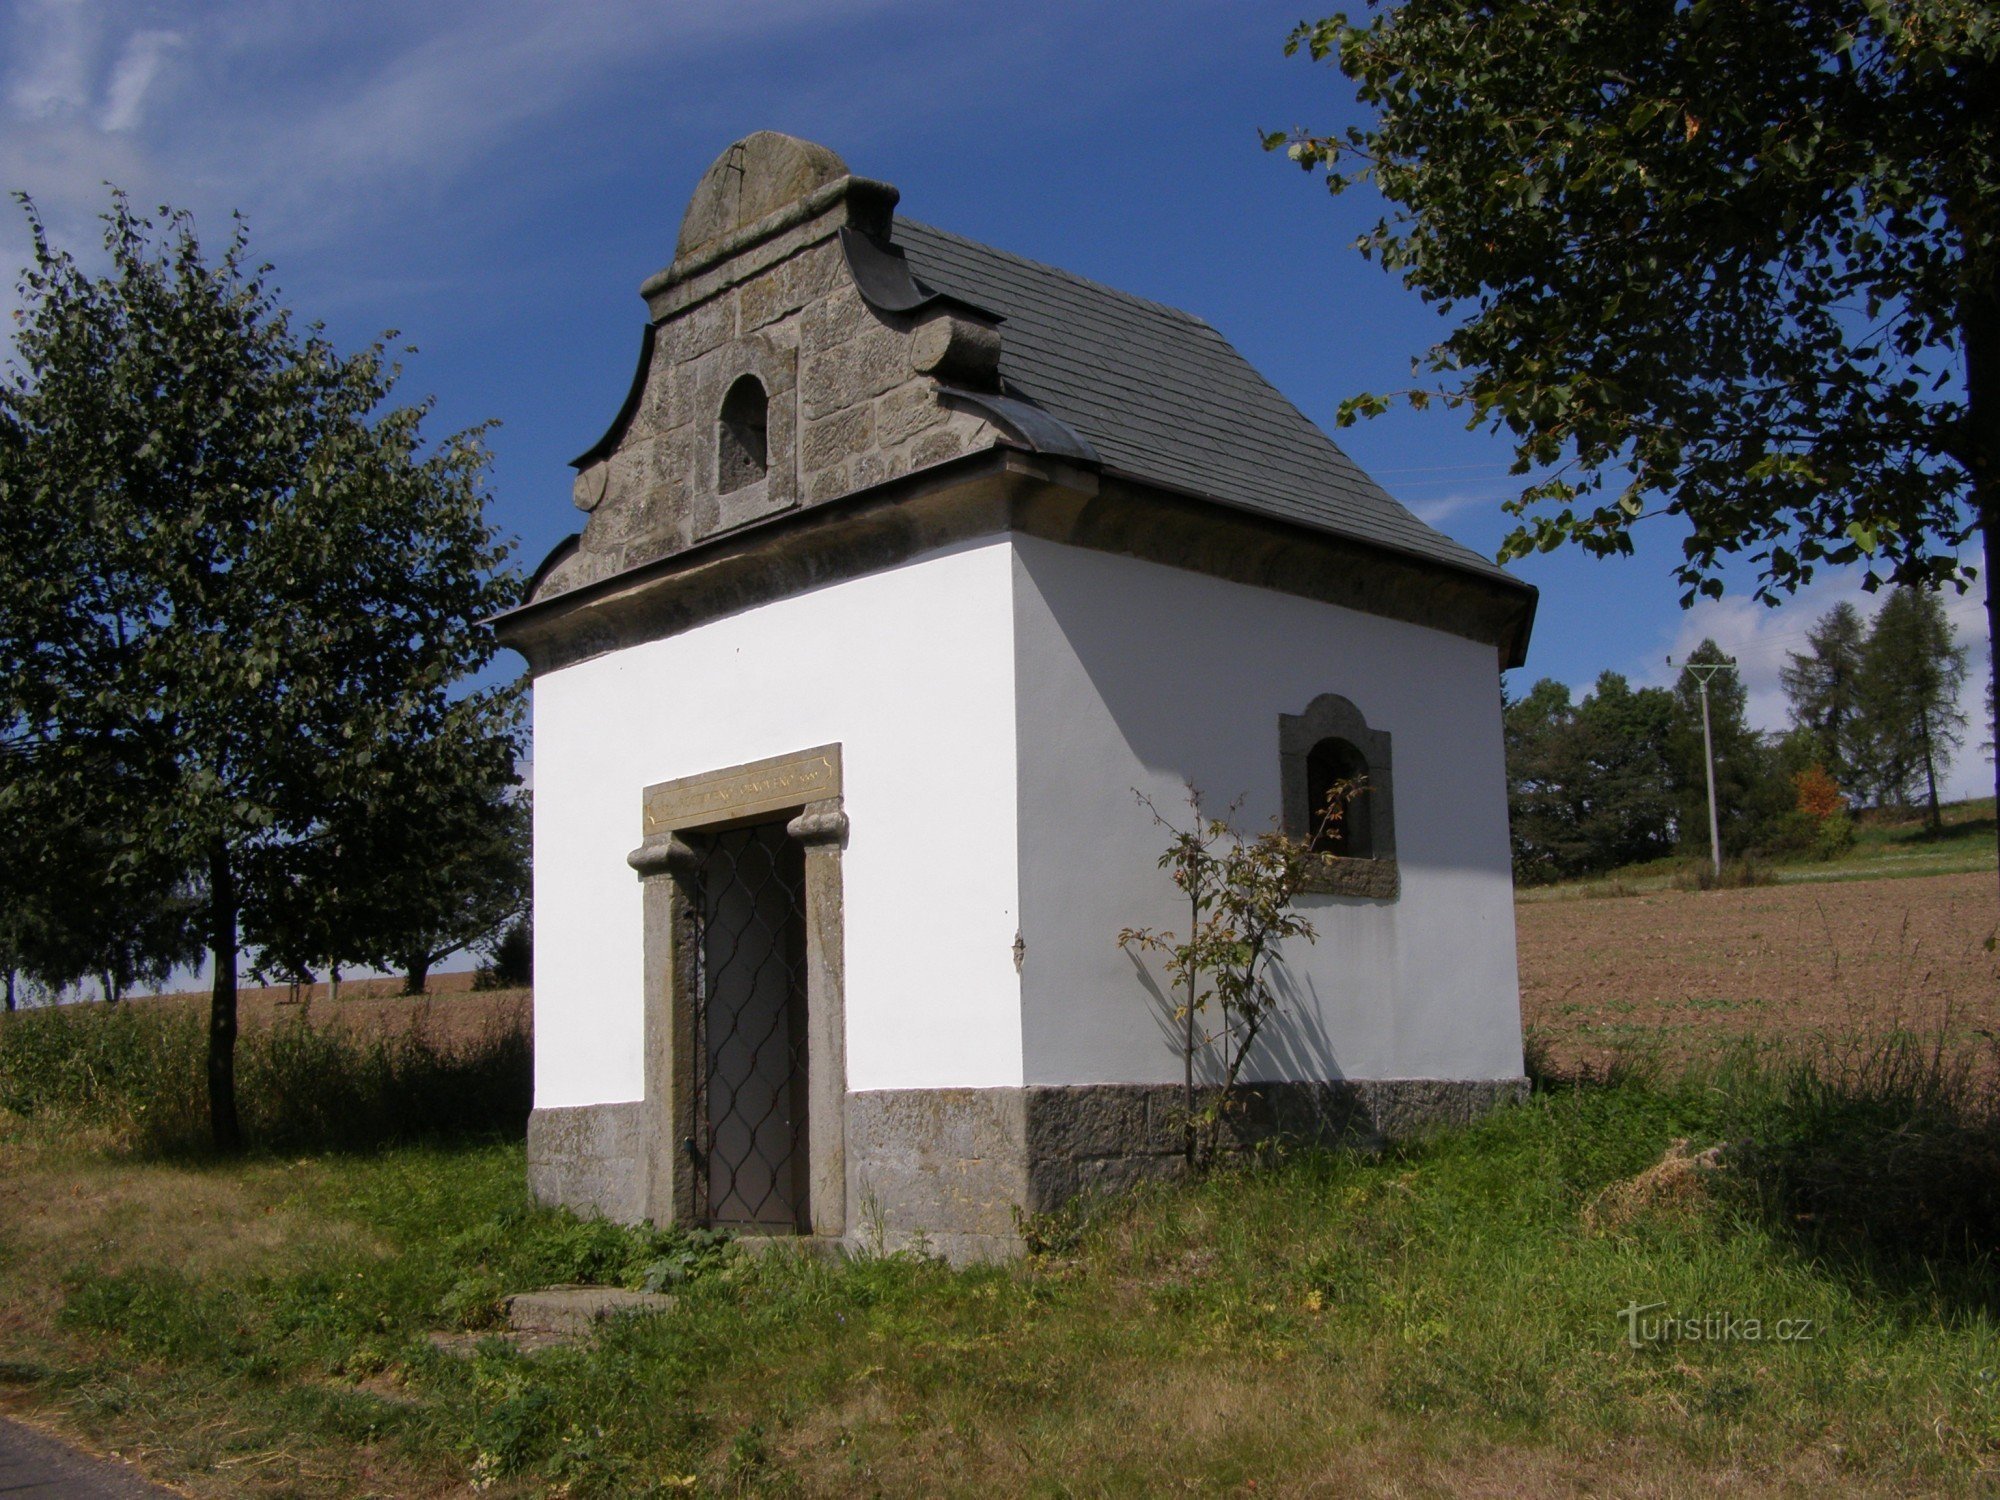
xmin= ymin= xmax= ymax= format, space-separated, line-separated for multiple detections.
xmin=1668 ymin=654 xmax=1738 ymax=878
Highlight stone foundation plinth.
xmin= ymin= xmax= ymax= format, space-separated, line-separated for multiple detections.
xmin=529 ymin=1077 xmax=1526 ymax=1262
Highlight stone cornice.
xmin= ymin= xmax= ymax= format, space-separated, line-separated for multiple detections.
xmin=493 ymin=446 xmax=1537 ymax=676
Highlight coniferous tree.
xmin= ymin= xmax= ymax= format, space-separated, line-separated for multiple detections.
xmin=1853 ymin=586 xmax=1968 ymax=831
xmin=1504 ymin=672 xmax=1676 ymax=881
xmin=1504 ymin=678 xmax=1583 ymax=882
xmin=1781 ymin=601 xmax=1869 ymax=792
xmin=1571 ymin=671 xmax=1676 ymax=872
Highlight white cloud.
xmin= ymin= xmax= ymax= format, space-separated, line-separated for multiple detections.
xmin=0 ymin=0 xmax=909 ymax=260
xmin=1409 ymin=489 xmax=1508 ymax=527
xmin=99 ymin=28 xmax=180 ymax=133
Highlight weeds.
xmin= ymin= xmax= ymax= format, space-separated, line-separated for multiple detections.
xmin=1672 ymin=854 xmax=1778 ymax=891
xmin=0 ymin=999 xmax=529 ymax=1154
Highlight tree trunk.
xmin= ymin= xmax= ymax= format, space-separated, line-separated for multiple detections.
xmin=4 ymin=967 xmax=15 ymax=1013
xmin=208 ymin=842 xmax=241 ymax=1153
xmin=1964 ymin=263 xmax=2000 ymax=900
xmin=402 ymin=955 xmax=430 ymax=997
xmin=1183 ymin=885 xmax=1198 ymax=1171
xmin=1919 ymin=707 xmax=1943 ymax=835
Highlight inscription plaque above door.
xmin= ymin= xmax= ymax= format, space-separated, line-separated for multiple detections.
xmin=643 ymin=744 xmax=842 ymax=836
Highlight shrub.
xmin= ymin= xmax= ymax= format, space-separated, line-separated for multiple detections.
xmin=1793 ymin=763 xmax=1846 ymax=821
xmin=1671 ymin=855 xmax=1775 ymax=891
xmin=474 ymin=915 xmax=532 ymax=991
xmin=1811 ymin=809 xmax=1856 ymax=859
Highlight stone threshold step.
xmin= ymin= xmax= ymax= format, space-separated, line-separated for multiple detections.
xmin=506 ymin=1285 xmax=679 ymax=1337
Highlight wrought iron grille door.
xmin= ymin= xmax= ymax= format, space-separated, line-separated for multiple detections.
xmin=690 ymin=819 xmax=810 ymax=1231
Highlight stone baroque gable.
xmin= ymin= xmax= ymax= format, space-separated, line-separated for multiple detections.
xmin=537 ymin=133 xmax=1005 ymax=601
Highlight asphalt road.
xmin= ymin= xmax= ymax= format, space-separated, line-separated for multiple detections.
xmin=0 ymin=1417 xmax=177 ymax=1498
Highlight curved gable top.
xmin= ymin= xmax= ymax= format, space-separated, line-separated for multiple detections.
xmin=511 ymin=131 xmax=1532 ymax=670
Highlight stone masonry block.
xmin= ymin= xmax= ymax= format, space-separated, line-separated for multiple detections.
xmin=806 ymin=464 xmax=848 ymax=503
xmin=740 ymin=241 xmax=843 ymax=332
xmin=875 ymin=381 xmax=949 ymax=447
xmin=660 ymin=297 xmax=734 ymax=365
xmin=911 ymin=426 xmax=967 ymax=467
xmin=801 ymin=288 xmax=868 ymax=355
xmin=846 ymin=1088 xmax=1029 ymax=1244
xmin=799 ymin=323 xmax=907 ymax=421
xmin=1025 ymin=1086 xmax=1149 ymax=1161
xmin=801 ymin=405 xmax=874 ymax=471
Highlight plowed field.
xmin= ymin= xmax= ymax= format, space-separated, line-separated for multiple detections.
xmin=1517 ymin=869 xmax=2000 ymax=1074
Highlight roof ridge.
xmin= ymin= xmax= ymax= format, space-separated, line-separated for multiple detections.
xmin=894 ymin=218 xmax=1213 ymax=331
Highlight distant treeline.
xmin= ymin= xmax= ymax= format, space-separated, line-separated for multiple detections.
xmin=1506 ymin=586 xmax=1973 ymax=884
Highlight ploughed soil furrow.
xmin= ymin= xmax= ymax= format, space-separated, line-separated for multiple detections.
xmin=1517 ymin=870 xmax=2000 ymax=1076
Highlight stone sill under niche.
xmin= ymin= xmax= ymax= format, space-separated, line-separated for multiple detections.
xmin=1298 ymin=855 xmax=1399 ymax=901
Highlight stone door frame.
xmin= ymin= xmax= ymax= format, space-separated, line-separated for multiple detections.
xmin=627 ymin=744 xmax=847 ymax=1236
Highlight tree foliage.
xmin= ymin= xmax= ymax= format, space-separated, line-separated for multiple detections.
xmin=1781 ymin=587 xmax=1969 ymax=824
xmin=1667 ymin=640 xmax=1793 ymax=857
xmin=1852 ymin=585 xmax=1968 ymax=825
xmin=1277 ymin=0 xmax=2000 ymax=864
xmin=1781 ymin=601 xmax=1870 ymax=786
xmin=1277 ymin=0 xmax=1998 ymax=602
xmin=1505 ymin=671 xmax=1678 ymax=880
xmin=0 ymin=195 xmax=522 ymax=1145
xmin=1505 ymin=644 xmax=1799 ymax=879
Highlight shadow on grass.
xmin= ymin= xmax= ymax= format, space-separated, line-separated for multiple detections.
xmin=1528 ymin=1029 xmax=2000 ymax=1318
xmin=0 ymin=1001 xmax=530 ymax=1157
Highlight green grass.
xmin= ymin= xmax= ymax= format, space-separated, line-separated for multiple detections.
xmin=1519 ymin=796 xmax=1998 ymax=902
xmin=4 ymin=1006 xmax=1999 ymax=1494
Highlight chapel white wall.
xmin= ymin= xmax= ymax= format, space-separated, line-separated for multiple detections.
xmin=1010 ymin=535 xmax=1524 ymax=1087
xmin=531 ymin=536 xmax=1024 ymax=1109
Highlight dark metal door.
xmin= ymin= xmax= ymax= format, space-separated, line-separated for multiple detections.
xmin=691 ymin=818 xmax=809 ymax=1230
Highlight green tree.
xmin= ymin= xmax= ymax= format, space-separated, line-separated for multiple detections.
xmin=1781 ymin=601 xmax=1871 ymax=792
xmin=1667 ymin=640 xmax=1786 ymax=859
xmin=1572 ymin=671 xmax=1677 ymax=871
xmin=0 ymin=195 xmax=521 ymax=1148
xmin=1275 ymin=1 xmax=2000 ymax=845
xmin=1852 ymin=585 xmax=1968 ymax=828
xmin=1504 ymin=672 xmax=1675 ymax=880
xmin=0 ymin=740 xmax=203 ymax=1004
xmin=362 ymin=763 xmax=529 ymax=996
xmin=1503 ymin=678 xmax=1585 ymax=881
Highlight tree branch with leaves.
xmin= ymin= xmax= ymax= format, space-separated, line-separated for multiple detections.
xmin=1272 ymin=0 xmax=2000 ymax=876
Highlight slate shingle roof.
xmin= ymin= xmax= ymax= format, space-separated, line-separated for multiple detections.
xmin=892 ymin=218 xmax=1516 ymax=586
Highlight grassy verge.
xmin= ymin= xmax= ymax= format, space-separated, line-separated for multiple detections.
xmin=1519 ymin=797 xmax=1998 ymax=902
xmin=3 ymin=1009 xmax=1998 ymax=1495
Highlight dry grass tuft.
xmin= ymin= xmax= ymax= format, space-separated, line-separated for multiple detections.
xmin=1582 ymin=1137 xmax=1725 ymax=1234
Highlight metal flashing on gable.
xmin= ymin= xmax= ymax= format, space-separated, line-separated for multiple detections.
xmin=936 ymin=386 xmax=1099 ymax=465
xmin=570 ymin=323 xmax=657 ymax=471
xmin=838 ymin=228 xmax=996 ymax=323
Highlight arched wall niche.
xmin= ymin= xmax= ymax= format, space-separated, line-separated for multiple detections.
xmin=1278 ymin=692 xmax=1399 ymax=900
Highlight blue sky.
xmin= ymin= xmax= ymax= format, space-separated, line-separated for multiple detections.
xmin=4 ymin=0 xmax=1990 ymax=798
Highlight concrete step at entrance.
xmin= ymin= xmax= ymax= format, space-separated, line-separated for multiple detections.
xmin=505 ymin=1286 xmax=679 ymax=1337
